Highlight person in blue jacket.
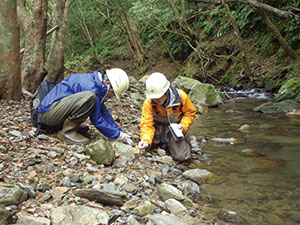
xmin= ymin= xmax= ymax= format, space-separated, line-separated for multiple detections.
xmin=39 ymin=68 xmax=133 ymax=145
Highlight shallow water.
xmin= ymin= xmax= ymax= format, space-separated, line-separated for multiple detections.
xmin=190 ymin=98 xmax=300 ymax=225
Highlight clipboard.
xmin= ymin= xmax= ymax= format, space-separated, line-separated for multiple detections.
xmin=168 ymin=123 xmax=184 ymax=141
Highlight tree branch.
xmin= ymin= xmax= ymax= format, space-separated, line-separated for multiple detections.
xmin=188 ymin=0 xmax=299 ymax=19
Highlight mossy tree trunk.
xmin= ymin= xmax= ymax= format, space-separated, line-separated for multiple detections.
xmin=0 ymin=0 xmax=22 ymax=100
xmin=223 ymin=2 xmax=252 ymax=78
xmin=17 ymin=0 xmax=48 ymax=93
xmin=257 ymin=9 xmax=299 ymax=60
xmin=45 ymin=0 xmax=73 ymax=83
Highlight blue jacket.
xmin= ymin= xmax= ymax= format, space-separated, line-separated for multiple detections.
xmin=39 ymin=71 xmax=121 ymax=139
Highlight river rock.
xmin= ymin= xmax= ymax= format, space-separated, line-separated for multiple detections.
xmin=217 ymin=209 xmax=241 ymax=224
xmin=183 ymin=168 xmax=214 ymax=184
xmin=165 ymin=198 xmax=188 ymax=218
xmin=0 ymin=205 xmax=14 ymax=225
xmin=253 ymin=99 xmax=300 ymax=114
xmin=157 ymin=183 xmax=185 ymax=202
xmin=127 ymin=215 xmax=141 ymax=225
xmin=75 ymin=188 xmax=126 ymax=206
xmin=0 ymin=187 xmax=28 ymax=206
xmin=133 ymin=201 xmax=156 ymax=216
xmin=51 ymin=205 xmax=109 ymax=225
xmin=86 ymin=139 xmax=116 ymax=165
xmin=274 ymin=77 xmax=300 ymax=102
xmin=173 ymin=76 xmax=223 ymax=106
xmin=15 ymin=212 xmax=50 ymax=225
xmin=147 ymin=214 xmax=188 ymax=225
xmin=240 ymin=149 xmax=265 ymax=157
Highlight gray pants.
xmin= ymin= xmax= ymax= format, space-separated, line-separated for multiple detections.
xmin=151 ymin=124 xmax=191 ymax=162
xmin=41 ymin=91 xmax=96 ymax=126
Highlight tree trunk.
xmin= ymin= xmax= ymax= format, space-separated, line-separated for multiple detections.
xmin=223 ymin=2 xmax=252 ymax=77
xmin=258 ymin=9 xmax=299 ymax=59
xmin=45 ymin=0 xmax=73 ymax=83
xmin=188 ymin=0 xmax=299 ymax=20
xmin=0 ymin=0 xmax=22 ymax=100
xmin=121 ymin=12 xmax=144 ymax=63
xmin=17 ymin=0 xmax=48 ymax=93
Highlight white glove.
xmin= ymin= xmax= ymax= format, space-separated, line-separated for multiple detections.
xmin=118 ymin=132 xmax=133 ymax=146
xmin=138 ymin=141 xmax=149 ymax=151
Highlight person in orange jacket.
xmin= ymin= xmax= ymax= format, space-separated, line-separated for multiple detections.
xmin=138 ymin=72 xmax=197 ymax=162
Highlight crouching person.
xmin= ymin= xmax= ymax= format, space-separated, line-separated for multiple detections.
xmin=138 ymin=72 xmax=196 ymax=162
xmin=39 ymin=68 xmax=133 ymax=145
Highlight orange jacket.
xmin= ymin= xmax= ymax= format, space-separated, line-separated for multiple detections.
xmin=140 ymin=88 xmax=196 ymax=144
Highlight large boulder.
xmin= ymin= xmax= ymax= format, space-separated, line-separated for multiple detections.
xmin=253 ymin=100 xmax=300 ymax=114
xmin=275 ymin=77 xmax=300 ymax=102
xmin=173 ymin=76 xmax=223 ymax=107
xmin=86 ymin=139 xmax=116 ymax=165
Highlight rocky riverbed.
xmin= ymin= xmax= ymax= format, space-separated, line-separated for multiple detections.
xmin=0 ymin=77 xmax=244 ymax=225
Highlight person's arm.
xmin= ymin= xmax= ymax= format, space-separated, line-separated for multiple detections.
xmin=140 ymin=99 xmax=155 ymax=145
xmin=179 ymin=90 xmax=197 ymax=133
xmin=90 ymin=97 xmax=121 ymax=139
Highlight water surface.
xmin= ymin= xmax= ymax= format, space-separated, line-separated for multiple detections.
xmin=190 ymin=98 xmax=300 ymax=225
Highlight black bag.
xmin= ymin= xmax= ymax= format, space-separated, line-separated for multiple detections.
xmin=30 ymin=80 xmax=61 ymax=137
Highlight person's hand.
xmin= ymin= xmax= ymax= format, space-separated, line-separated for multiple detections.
xmin=118 ymin=132 xmax=133 ymax=145
xmin=177 ymin=124 xmax=183 ymax=131
xmin=138 ymin=141 xmax=149 ymax=151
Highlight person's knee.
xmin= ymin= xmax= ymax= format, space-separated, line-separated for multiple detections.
xmin=174 ymin=154 xmax=191 ymax=162
xmin=83 ymin=91 xmax=96 ymax=104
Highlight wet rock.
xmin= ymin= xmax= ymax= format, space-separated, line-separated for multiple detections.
xmin=211 ymin=137 xmax=236 ymax=144
xmin=217 ymin=209 xmax=240 ymax=223
xmin=240 ymin=149 xmax=265 ymax=157
xmin=179 ymin=180 xmax=201 ymax=196
xmin=253 ymin=100 xmax=300 ymax=114
xmin=286 ymin=109 xmax=300 ymax=116
xmin=183 ymin=168 xmax=214 ymax=184
xmin=239 ymin=124 xmax=250 ymax=132
xmin=51 ymin=205 xmax=109 ymax=225
xmin=274 ymin=77 xmax=300 ymax=102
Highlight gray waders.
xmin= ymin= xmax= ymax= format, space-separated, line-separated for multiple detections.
xmin=151 ymin=114 xmax=191 ymax=162
xmin=41 ymin=91 xmax=96 ymax=144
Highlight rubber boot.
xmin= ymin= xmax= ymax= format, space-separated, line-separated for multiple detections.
xmin=57 ymin=119 xmax=90 ymax=145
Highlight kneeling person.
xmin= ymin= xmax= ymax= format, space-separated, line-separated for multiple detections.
xmin=138 ymin=72 xmax=196 ymax=162
xmin=39 ymin=68 xmax=132 ymax=145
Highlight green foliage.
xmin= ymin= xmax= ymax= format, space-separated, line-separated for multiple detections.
xmin=220 ymin=56 xmax=241 ymax=85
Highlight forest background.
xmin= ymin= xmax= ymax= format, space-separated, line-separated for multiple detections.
xmin=0 ymin=0 xmax=300 ymax=100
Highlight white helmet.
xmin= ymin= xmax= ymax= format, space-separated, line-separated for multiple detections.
xmin=106 ymin=68 xmax=129 ymax=99
xmin=146 ymin=72 xmax=170 ymax=99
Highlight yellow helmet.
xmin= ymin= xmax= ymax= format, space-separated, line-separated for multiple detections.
xmin=106 ymin=68 xmax=129 ymax=99
xmin=146 ymin=72 xmax=170 ymax=99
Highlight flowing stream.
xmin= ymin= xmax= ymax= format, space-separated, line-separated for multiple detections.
xmin=189 ymin=89 xmax=300 ymax=225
